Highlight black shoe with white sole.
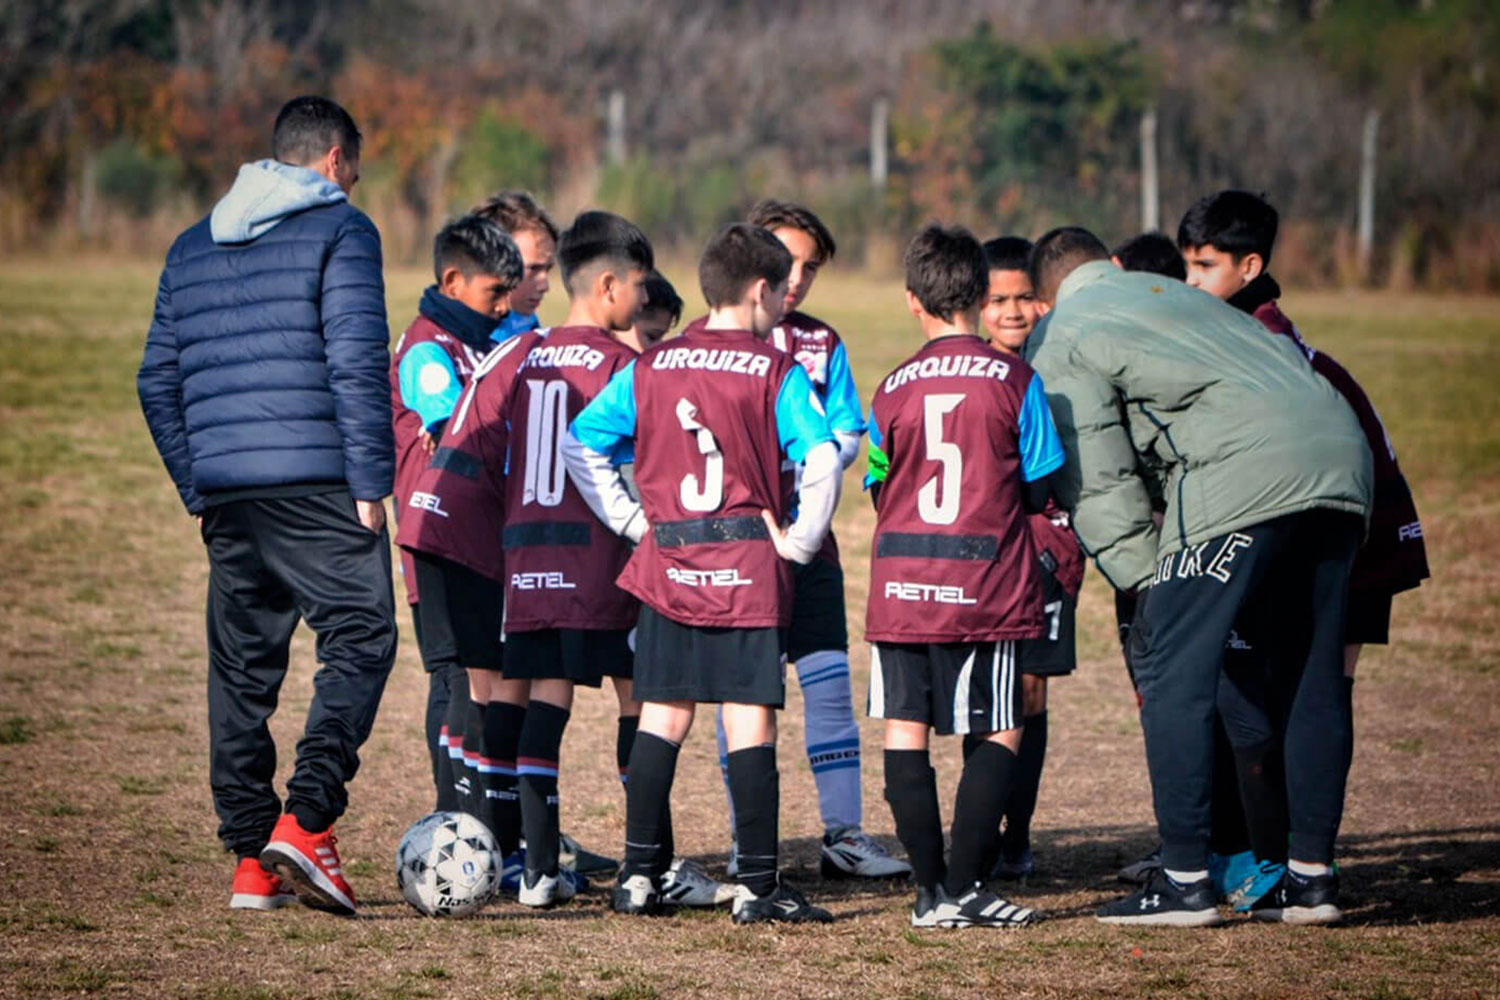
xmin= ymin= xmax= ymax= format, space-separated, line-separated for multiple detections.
xmin=611 ymin=873 xmax=667 ymax=916
xmin=945 ymin=883 xmax=1041 ymax=928
xmin=730 ymin=881 xmax=833 ymax=924
xmin=1248 ymin=869 xmax=1342 ymax=925
xmin=1096 ymin=870 xmax=1223 ymax=927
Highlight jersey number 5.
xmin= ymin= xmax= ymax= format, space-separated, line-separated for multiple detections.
xmin=522 ymin=379 xmax=569 ymax=507
xmin=918 ymin=393 xmax=964 ymax=525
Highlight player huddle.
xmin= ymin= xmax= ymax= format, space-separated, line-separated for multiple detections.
xmin=192 ymin=162 xmax=1423 ymax=928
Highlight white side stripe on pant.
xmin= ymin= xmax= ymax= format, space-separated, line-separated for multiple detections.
xmin=952 ymin=647 xmax=977 ymax=735
xmin=868 ymin=645 xmax=886 ymax=719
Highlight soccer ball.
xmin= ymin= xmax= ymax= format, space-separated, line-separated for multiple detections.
xmin=396 ymin=811 xmax=501 ymax=917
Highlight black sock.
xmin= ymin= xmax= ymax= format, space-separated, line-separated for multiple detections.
xmin=1344 ymin=675 xmax=1355 ymax=712
xmin=459 ymin=697 xmax=485 ymax=818
xmin=482 ymin=701 xmax=526 ymax=855
xmin=961 ymin=733 xmax=984 ymax=762
xmin=617 ymin=715 xmax=639 ymax=788
xmin=624 ymin=732 xmax=680 ymax=880
xmin=1234 ymin=739 xmax=1289 ymax=864
xmin=1000 ymin=712 xmax=1047 ymax=862
xmin=429 ymin=668 xmax=457 ymax=812
xmin=443 ymin=680 xmax=469 ymax=809
xmin=1210 ymin=717 xmax=1252 ymax=857
xmin=727 ymin=745 xmax=779 ymax=897
xmin=884 ymin=749 xmax=945 ymax=891
xmin=946 ymin=740 xmax=1016 ymax=895
xmin=517 ymin=700 xmax=570 ymax=876
xmin=288 ymin=804 xmax=329 ymax=834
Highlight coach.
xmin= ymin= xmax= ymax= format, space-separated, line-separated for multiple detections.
xmin=137 ymin=96 xmax=396 ymax=916
xmin=1024 ymin=228 xmax=1372 ymax=927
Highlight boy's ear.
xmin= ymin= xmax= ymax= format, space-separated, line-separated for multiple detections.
xmin=1240 ymin=252 xmax=1265 ymax=283
xmin=904 ymin=288 xmax=925 ymax=320
xmin=595 ymin=267 xmax=619 ymax=302
xmin=1034 ymin=299 xmax=1053 ymax=318
xmin=750 ymin=276 xmax=772 ymax=309
xmin=438 ymin=265 xmax=465 ymax=297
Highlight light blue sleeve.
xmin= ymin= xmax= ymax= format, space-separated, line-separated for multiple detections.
xmin=1018 ymin=373 xmax=1066 ymax=482
xmin=775 ymin=364 xmax=836 ymax=463
xmin=822 ymin=342 xmax=867 ymax=436
xmin=492 ymin=311 xmax=540 ymax=343
xmin=570 ymin=360 xmax=637 ymax=460
xmin=398 ymin=343 xmax=462 ymax=430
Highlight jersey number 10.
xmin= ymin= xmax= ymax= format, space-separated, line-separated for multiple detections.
xmin=523 ymin=379 xmax=569 ymax=507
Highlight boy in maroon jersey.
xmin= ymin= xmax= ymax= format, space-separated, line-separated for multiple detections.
xmin=564 ymin=223 xmax=841 ymax=923
xmin=704 ymin=200 xmax=909 ymax=881
xmin=395 ymin=312 xmax=543 ymax=889
xmin=975 ymin=236 xmax=1086 ymax=882
xmin=865 ymin=224 xmax=1062 ymax=929
xmin=389 ymin=216 xmax=523 ymax=814
xmin=621 ymin=270 xmax=683 ymax=353
xmin=500 ymin=211 xmax=654 ymax=907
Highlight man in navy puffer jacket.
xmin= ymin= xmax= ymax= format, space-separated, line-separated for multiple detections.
xmin=138 ymin=96 xmax=396 ymax=917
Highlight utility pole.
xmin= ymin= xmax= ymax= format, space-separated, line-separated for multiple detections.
xmin=1140 ymin=105 xmax=1159 ymax=232
xmin=607 ymin=89 xmax=626 ymax=166
xmin=1358 ymin=108 xmax=1380 ymax=282
xmin=870 ymin=96 xmax=889 ymax=191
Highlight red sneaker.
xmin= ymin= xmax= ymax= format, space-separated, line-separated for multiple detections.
xmin=230 ymin=857 xmax=297 ymax=910
xmin=259 ymin=814 xmax=357 ymax=915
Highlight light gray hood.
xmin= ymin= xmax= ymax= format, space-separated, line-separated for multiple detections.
xmin=209 ymin=159 xmax=347 ymax=244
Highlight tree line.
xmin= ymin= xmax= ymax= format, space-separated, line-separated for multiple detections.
xmin=3 ymin=0 xmax=1496 ymax=287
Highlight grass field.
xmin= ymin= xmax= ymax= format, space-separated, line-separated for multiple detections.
xmin=1 ymin=259 xmax=1498 ymax=999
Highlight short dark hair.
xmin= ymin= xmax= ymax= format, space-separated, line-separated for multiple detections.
xmin=556 ymin=211 xmax=654 ymax=294
xmin=641 ymin=270 xmax=684 ymax=324
xmin=432 ymin=215 xmax=523 ymax=287
xmin=1029 ymin=226 xmax=1109 ymax=302
xmin=470 ymin=190 xmax=560 ymax=242
xmin=698 ymin=223 xmax=793 ymax=309
xmin=272 ymin=96 xmax=361 ymax=165
xmin=746 ymin=199 xmax=836 ymax=264
xmin=904 ymin=224 xmax=988 ymax=322
xmin=982 ymin=236 xmax=1034 ymax=274
xmin=1112 ymin=231 xmax=1187 ymax=280
xmin=1177 ymin=190 xmax=1278 ymax=263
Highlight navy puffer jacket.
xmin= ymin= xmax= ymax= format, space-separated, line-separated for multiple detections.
xmin=138 ymin=160 xmax=393 ymax=513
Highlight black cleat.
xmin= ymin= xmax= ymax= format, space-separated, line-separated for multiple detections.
xmin=611 ymin=873 xmax=666 ymax=916
xmin=730 ymin=880 xmax=833 ymax=924
xmin=1096 ymin=870 xmax=1223 ymax=927
xmin=1249 ymin=868 xmax=1342 ymax=925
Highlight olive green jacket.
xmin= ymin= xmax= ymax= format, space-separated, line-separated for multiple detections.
xmin=1024 ymin=261 xmax=1372 ymax=591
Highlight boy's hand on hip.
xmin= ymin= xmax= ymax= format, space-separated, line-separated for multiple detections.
xmin=356 ymin=499 xmax=386 ymax=534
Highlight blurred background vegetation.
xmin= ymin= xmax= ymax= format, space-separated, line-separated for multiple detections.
xmin=2 ymin=0 xmax=1496 ymax=287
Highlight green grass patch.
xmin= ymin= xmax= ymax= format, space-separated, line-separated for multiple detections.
xmin=0 ymin=714 xmax=34 ymax=744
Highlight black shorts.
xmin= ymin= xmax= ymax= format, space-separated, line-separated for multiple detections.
xmin=1017 ymin=569 xmax=1077 ymax=677
xmin=411 ymin=551 xmax=504 ymax=673
xmin=786 ymin=556 xmax=849 ymax=662
xmin=869 ymin=640 xmax=1022 ymax=736
xmin=502 ymin=627 xmax=633 ymax=687
xmin=1345 ymin=589 xmax=1393 ymax=646
xmin=633 ymin=605 xmax=786 ymax=706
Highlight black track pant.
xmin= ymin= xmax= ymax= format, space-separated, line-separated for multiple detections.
xmin=202 ymin=490 xmax=397 ymax=857
xmin=1130 ymin=510 xmax=1360 ymax=871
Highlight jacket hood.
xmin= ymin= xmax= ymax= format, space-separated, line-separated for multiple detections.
xmin=210 ymin=159 xmax=347 ymax=244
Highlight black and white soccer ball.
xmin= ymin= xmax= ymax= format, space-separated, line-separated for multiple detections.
xmin=396 ymin=811 xmax=501 ymax=917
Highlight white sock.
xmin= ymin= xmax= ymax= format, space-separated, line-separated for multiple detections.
xmin=1164 ymin=867 xmax=1208 ymax=885
xmin=1288 ymin=859 xmax=1332 ymax=877
xmin=796 ymin=650 xmax=863 ymax=835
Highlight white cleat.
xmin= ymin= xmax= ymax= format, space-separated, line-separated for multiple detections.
xmin=661 ymin=857 xmax=735 ymax=907
xmin=518 ymin=869 xmax=578 ymax=908
xmin=821 ymin=829 xmax=913 ymax=879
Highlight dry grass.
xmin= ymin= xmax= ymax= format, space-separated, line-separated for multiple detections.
xmin=1 ymin=260 xmax=1497 ymax=999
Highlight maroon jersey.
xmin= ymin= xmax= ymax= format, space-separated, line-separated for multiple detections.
xmin=617 ymin=327 xmax=800 ymax=628
xmin=390 ymin=315 xmax=488 ymax=604
xmin=395 ymin=331 xmax=541 ymax=583
xmin=1254 ymin=301 xmax=1429 ymax=595
xmin=1030 ymin=501 xmax=1085 ymax=600
xmin=503 ymin=326 xmax=639 ymax=632
xmin=866 ymin=335 xmax=1047 ymax=643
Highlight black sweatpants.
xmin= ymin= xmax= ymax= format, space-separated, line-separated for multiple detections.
xmin=1130 ymin=510 xmax=1360 ymax=871
xmin=201 ymin=490 xmax=397 ymax=857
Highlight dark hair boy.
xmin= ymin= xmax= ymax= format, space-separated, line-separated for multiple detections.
xmin=864 ymin=223 xmax=1061 ymax=928
xmin=564 ymin=222 xmax=839 ymax=923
